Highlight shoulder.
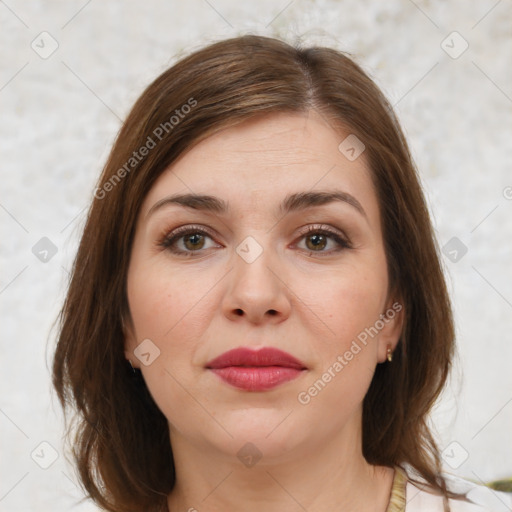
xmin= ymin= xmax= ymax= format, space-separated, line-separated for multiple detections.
xmin=404 ymin=471 xmax=512 ymax=512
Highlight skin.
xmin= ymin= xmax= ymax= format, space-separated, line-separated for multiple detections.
xmin=124 ymin=110 xmax=404 ymax=511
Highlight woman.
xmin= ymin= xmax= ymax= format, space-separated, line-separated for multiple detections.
xmin=52 ymin=35 xmax=511 ymax=512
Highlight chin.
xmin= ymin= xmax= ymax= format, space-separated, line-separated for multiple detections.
xmin=228 ymin=412 xmax=313 ymax=456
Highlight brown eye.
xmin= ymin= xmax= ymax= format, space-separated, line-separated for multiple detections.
xmin=296 ymin=225 xmax=351 ymax=256
xmin=159 ymin=224 xmax=351 ymax=258
xmin=160 ymin=226 xmax=220 ymax=257
xmin=182 ymin=233 xmax=206 ymax=251
xmin=305 ymin=233 xmax=328 ymax=251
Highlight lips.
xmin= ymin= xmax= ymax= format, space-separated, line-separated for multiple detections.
xmin=205 ymin=347 xmax=307 ymax=370
xmin=205 ymin=347 xmax=307 ymax=391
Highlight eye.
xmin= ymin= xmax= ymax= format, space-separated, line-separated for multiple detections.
xmin=158 ymin=223 xmax=351 ymax=257
xmin=294 ymin=224 xmax=351 ymax=255
xmin=159 ymin=225 xmax=220 ymax=257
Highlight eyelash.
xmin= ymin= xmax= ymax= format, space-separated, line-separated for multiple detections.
xmin=158 ymin=224 xmax=351 ymax=258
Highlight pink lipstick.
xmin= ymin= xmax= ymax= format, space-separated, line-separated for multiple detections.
xmin=205 ymin=347 xmax=307 ymax=391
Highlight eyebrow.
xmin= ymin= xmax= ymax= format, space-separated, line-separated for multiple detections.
xmin=146 ymin=190 xmax=367 ymax=220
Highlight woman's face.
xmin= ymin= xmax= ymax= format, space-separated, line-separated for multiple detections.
xmin=125 ymin=111 xmax=402 ymax=461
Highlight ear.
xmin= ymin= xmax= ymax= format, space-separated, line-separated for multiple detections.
xmin=376 ymin=297 xmax=404 ymax=363
xmin=122 ymin=314 xmax=141 ymax=369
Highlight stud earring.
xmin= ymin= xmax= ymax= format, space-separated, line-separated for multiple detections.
xmin=386 ymin=345 xmax=393 ymax=363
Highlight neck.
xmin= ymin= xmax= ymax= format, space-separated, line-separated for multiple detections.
xmin=166 ymin=417 xmax=395 ymax=512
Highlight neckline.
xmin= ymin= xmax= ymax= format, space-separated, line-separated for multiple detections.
xmin=165 ymin=465 xmax=410 ymax=512
xmin=385 ymin=466 xmax=408 ymax=512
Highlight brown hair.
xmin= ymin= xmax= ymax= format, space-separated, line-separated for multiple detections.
xmin=53 ymin=34 xmax=458 ymax=511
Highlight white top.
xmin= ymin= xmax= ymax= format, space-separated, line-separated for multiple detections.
xmin=405 ymin=472 xmax=512 ymax=512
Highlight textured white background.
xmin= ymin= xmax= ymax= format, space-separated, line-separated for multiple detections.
xmin=1 ymin=0 xmax=511 ymax=510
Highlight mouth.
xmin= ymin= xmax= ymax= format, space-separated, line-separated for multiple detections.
xmin=205 ymin=347 xmax=307 ymax=391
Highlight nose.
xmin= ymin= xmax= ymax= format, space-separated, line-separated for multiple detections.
xmin=222 ymin=236 xmax=291 ymax=325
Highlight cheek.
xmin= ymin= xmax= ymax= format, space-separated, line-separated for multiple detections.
xmin=126 ymin=261 xmax=210 ymax=424
xmin=312 ymin=261 xmax=388 ymax=342
xmin=296 ymin=268 xmax=385 ymax=420
xmin=127 ymin=259 xmax=207 ymax=340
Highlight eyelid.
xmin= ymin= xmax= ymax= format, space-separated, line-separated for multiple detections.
xmin=163 ymin=223 xmax=216 ymax=239
xmin=295 ymin=223 xmax=347 ymax=240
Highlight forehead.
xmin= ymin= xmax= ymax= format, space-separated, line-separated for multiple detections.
xmin=141 ymin=111 xmax=379 ymax=222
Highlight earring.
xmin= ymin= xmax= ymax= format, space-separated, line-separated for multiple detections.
xmin=386 ymin=345 xmax=393 ymax=362
xmin=128 ymin=359 xmax=137 ymax=373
